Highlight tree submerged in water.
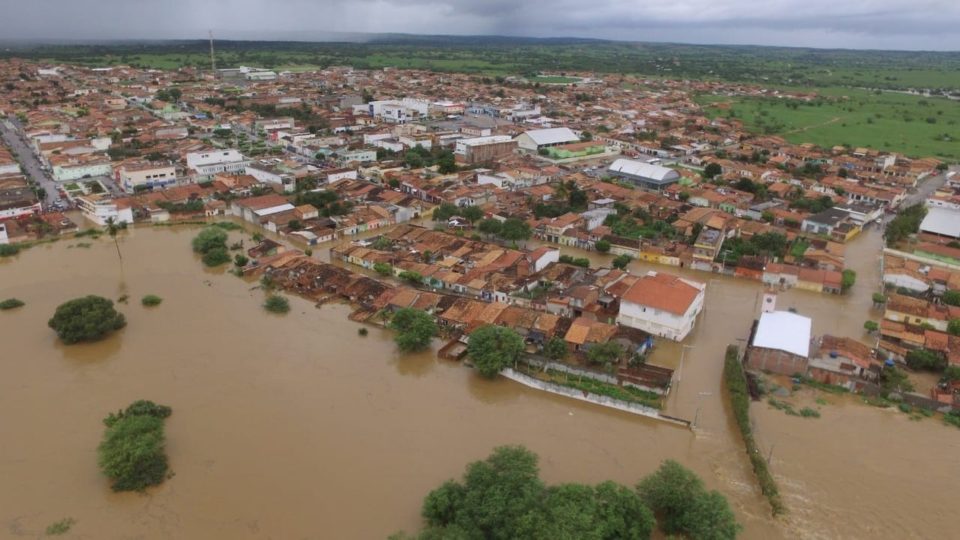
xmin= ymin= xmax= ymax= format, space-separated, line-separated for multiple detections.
xmin=98 ymin=400 xmax=173 ymax=492
xmin=394 ymin=446 xmax=739 ymax=540
xmin=48 ymin=295 xmax=126 ymax=344
xmin=389 ymin=307 xmax=437 ymax=352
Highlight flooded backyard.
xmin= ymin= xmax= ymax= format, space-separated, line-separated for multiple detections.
xmin=1 ymin=224 xmax=958 ymax=539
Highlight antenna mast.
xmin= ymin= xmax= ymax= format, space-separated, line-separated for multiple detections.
xmin=208 ymin=30 xmax=216 ymax=73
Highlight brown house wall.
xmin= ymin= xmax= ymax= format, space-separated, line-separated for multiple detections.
xmin=746 ymin=346 xmax=809 ymax=376
xmin=466 ymin=141 xmax=518 ymax=164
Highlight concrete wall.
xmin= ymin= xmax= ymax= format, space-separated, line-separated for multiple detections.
xmin=501 ymin=368 xmax=688 ymax=427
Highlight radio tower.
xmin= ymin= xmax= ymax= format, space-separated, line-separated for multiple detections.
xmin=208 ymin=30 xmax=216 ymax=73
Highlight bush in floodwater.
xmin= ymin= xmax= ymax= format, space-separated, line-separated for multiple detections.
xmin=141 ymin=295 xmax=163 ymax=307
xmin=201 ymin=247 xmax=231 ymax=267
xmin=48 ymin=295 xmax=126 ymax=344
xmin=264 ymin=295 xmax=290 ymax=314
xmin=192 ymin=227 xmax=228 ymax=254
xmin=0 ymin=298 xmax=25 ymax=310
xmin=358 ymin=327 xmax=369 ymax=336
xmin=45 ymin=517 xmax=76 ymax=536
xmin=0 ymin=243 xmax=21 ymax=257
xmin=799 ymin=407 xmax=821 ymax=418
xmin=98 ymin=400 xmax=172 ymax=492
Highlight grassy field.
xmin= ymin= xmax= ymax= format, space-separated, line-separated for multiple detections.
xmin=698 ymin=88 xmax=960 ymax=160
xmin=10 ymin=39 xmax=960 ymax=92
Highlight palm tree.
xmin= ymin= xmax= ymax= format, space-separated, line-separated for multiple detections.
xmin=105 ymin=217 xmax=123 ymax=263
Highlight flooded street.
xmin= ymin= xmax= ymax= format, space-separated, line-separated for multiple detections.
xmin=1 ymin=224 xmax=958 ymax=539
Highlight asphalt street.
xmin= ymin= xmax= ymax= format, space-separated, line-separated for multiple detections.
xmin=1 ymin=117 xmax=59 ymax=207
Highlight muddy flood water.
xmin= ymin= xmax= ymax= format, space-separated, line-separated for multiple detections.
xmin=1 ymin=224 xmax=958 ymax=539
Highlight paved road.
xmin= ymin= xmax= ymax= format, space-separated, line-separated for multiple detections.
xmin=902 ymin=171 xmax=948 ymax=208
xmin=1 ymin=117 xmax=59 ymax=207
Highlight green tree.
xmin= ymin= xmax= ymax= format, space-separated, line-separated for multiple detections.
xmin=234 ymin=254 xmax=249 ymax=267
xmin=437 ymin=152 xmax=458 ymax=174
xmin=192 ymin=227 xmax=228 ymax=254
xmin=374 ymin=262 xmax=393 ymax=276
xmin=872 ymin=293 xmax=887 ymax=306
xmin=202 ymin=247 xmax=231 ymax=267
xmin=841 ymin=269 xmax=857 ymax=291
xmin=423 ymin=446 xmax=545 ymax=539
xmin=432 ymin=202 xmax=459 ymax=222
xmin=905 ymin=348 xmax=946 ymax=371
xmin=97 ymin=400 xmax=172 ymax=492
xmin=389 ymin=307 xmax=437 ymax=352
xmin=461 ymin=205 xmax=484 ymax=223
xmin=499 ymin=218 xmax=531 ymax=243
xmin=880 ymin=366 xmax=915 ymax=394
xmin=543 ymin=337 xmax=568 ymax=360
xmin=105 ymin=217 xmax=123 ymax=263
xmin=703 ymin=163 xmax=722 ymax=179
xmin=638 ymin=460 xmax=740 ymax=539
xmin=612 ymin=254 xmax=632 ymax=270
xmin=141 ymin=295 xmax=163 ymax=307
xmin=587 ymin=341 xmax=623 ymax=368
xmin=943 ymin=290 xmax=960 ymax=307
xmin=478 ymin=218 xmax=502 ymax=237
xmin=864 ymin=320 xmax=879 ymax=333
xmin=674 ymin=490 xmax=742 ymax=540
xmin=405 ymin=151 xmax=425 ymax=168
xmin=467 ymin=325 xmax=525 ymax=377
xmin=595 ymin=239 xmax=611 ymax=253
xmin=950 ymin=319 xmax=960 ymax=337
xmin=399 ymin=270 xmax=424 ymax=284
xmin=417 ymin=446 xmax=658 ymax=539
xmin=48 ymin=295 xmax=126 ymax=344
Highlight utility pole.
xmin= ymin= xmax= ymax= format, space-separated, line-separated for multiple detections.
xmin=208 ymin=30 xmax=216 ymax=73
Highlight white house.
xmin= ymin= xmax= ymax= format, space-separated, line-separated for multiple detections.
xmin=186 ymin=150 xmax=249 ymax=182
xmin=527 ymin=246 xmax=561 ymax=273
xmin=616 ymin=271 xmax=706 ymax=341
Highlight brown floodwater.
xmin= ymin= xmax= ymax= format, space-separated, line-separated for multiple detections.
xmin=0 ymin=223 xmax=957 ymax=539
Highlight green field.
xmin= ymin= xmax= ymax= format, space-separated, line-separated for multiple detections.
xmin=9 ymin=39 xmax=960 ymax=93
xmin=698 ymin=88 xmax=960 ymax=160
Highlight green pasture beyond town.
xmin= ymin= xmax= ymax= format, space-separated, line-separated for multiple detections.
xmin=698 ymin=88 xmax=960 ymax=160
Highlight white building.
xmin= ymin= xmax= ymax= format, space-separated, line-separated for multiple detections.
xmin=608 ymin=159 xmax=681 ymax=191
xmin=76 ymin=194 xmax=134 ymax=226
xmin=115 ymin=161 xmax=177 ymax=192
xmin=51 ymin=159 xmax=113 ymax=182
xmin=246 ymin=159 xmax=296 ymax=193
xmin=515 ymin=127 xmax=580 ymax=152
xmin=616 ymin=271 xmax=706 ymax=341
xmin=186 ymin=150 xmax=249 ymax=182
xmin=920 ymin=205 xmax=960 ymax=240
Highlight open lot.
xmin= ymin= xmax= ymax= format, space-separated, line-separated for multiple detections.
xmin=698 ymin=87 xmax=960 ymax=159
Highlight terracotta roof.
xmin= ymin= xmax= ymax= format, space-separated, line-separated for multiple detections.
xmin=621 ymin=272 xmax=702 ymax=316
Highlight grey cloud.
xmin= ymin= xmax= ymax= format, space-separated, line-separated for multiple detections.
xmin=2 ymin=0 xmax=958 ymax=50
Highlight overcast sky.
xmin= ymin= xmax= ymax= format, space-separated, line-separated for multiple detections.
xmin=3 ymin=0 xmax=959 ymax=51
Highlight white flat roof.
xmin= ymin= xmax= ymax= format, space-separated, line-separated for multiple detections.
xmin=920 ymin=206 xmax=960 ymax=238
xmin=753 ymin=311 xmax=812 ymax=358
xmin=521 ymin=127 xmax=579 ymax=146
xmin=253 ymin=203 xmax=295 ymax=217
